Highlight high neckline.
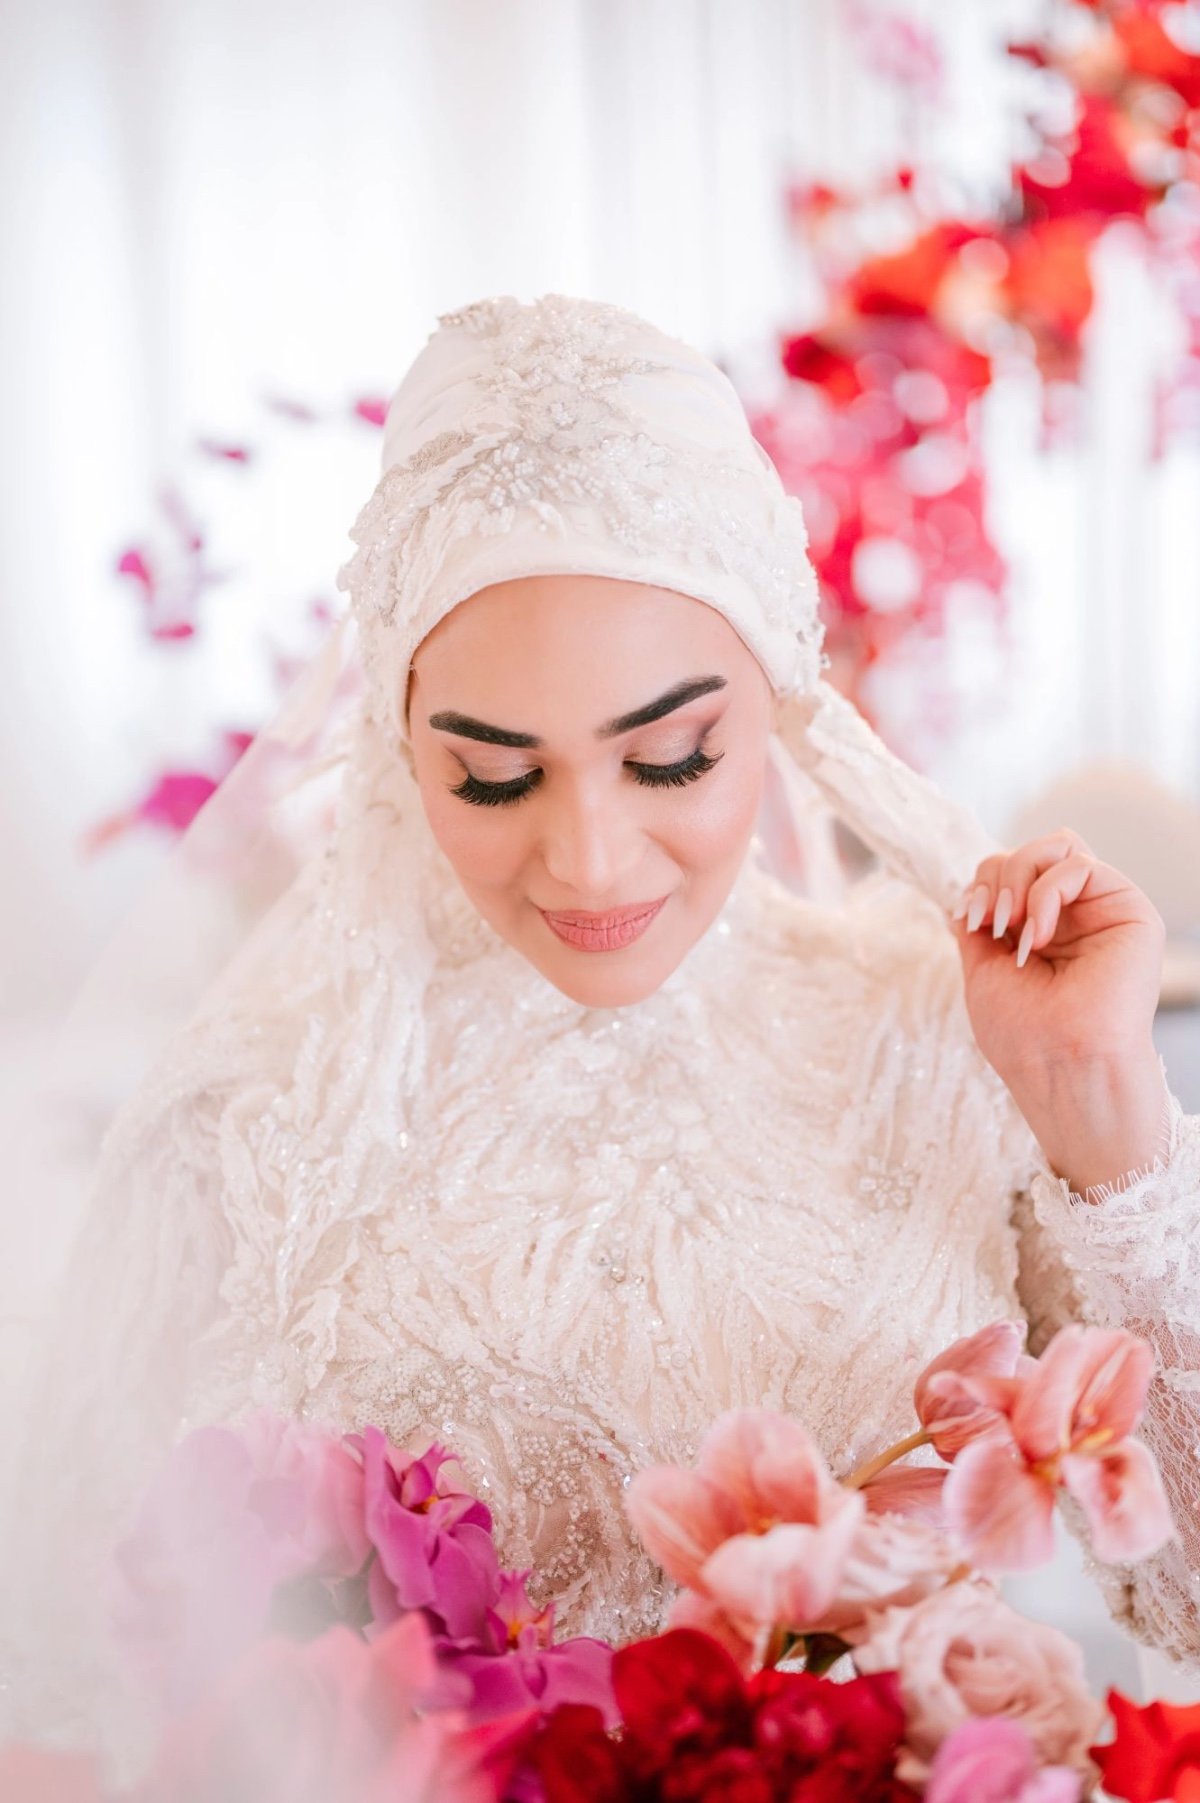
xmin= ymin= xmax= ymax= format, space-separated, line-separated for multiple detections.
xmin=424 ymin=837 xmax=775 ymax=1031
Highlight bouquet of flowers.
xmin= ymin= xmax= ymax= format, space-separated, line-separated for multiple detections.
xmin=3 ymin=1321 xmax=1197 ymax=1801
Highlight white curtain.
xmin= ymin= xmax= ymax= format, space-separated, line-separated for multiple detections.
xmin=1 ymin=0 xmax=1196 ymax=1018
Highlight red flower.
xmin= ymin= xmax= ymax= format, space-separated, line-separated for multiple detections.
xmin=528 ymin=1628 xmax=918 ymax=1801
xmin=1018 ymin=95 xmax=1161 ymax=223
xmin=1115 ymin=12 xmax=1200 ymax=113
xmin=1092 ymin=1688 xmax=1200 ymax=1802
xmin=847 ymin=224 xmax=980 ymax=320
xmin=781 ymin=334 xmax=866 ymax=402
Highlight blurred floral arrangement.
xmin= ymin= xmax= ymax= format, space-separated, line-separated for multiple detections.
xmin=754 ymin=0 xmax=1200 ymax=738
xmin=3 ymin=1320 xmax=1198 ymax=1800
xmin=94 ymin=0 xmax=1200 ymax=851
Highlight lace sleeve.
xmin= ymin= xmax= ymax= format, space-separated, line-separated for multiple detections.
xmin=1012 ymin=1056 xmax=1200 ymax=1670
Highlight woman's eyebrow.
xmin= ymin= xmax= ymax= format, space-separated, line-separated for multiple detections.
xmin=427 ymin=675 xmax=728 ymax=748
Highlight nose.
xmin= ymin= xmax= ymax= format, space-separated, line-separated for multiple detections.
xmin=539 ymin=774 xmax=642 ymax=900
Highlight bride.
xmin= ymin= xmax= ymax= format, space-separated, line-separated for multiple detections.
xmin=6 ymin=291 xmax=1200 ymax=1767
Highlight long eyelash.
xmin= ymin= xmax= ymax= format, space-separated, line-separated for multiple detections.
xmin=629 ymin=746 xmax=723 ymax=789
xmin=449 ymin=744 xmax=723 ymax=808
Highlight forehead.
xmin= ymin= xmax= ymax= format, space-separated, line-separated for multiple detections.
xmin=410 ymin=574 xmax=747 ymax=680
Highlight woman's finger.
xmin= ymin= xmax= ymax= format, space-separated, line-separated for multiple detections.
xmin=1017 ymin=853 xmax=1096 ymax=965
xmin=954 ymin=830 xmax=1092 ymax=935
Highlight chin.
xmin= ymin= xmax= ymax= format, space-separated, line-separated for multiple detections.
xmin=534 ymin=952 xmax=676 ymax=1009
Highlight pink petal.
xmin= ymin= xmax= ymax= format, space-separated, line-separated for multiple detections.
xmin=353 ymin=397 xmax=388 ymax=427
xmin=701 ymin=1495 xmax=864 ymax=1629
xmin=1061 ymin=1439 xmax=1176 ymax=1564
xmin=1012 ymin=1327 xmax=1154 ymax=1465
xmin=624 ymin=1466 xmax=742 ymax=1589
xmin=862 ymin=1464 xmax=947 ymax=1525
xmin=695 ymin=1408 xmax=833 ymax=1524
xmin=116 ymin=547 xmax=154 ymax=592
xmin=914 ymin=1322 xmax=1024 ymax=1459
xmin=943 ymin=1436 xmax=1057 ymax=1571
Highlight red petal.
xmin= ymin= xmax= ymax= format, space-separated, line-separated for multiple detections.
xmin=613 ymin=1628 xmax=748 ymax=1749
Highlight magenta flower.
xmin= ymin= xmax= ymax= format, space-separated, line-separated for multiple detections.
xmin=440 ymin=1570 xmax=617 ymax=1728
xmin=351 ymin=1430 xmax=500 ymax=1642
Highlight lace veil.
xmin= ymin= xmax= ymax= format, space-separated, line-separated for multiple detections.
xmin=2 ymin=292 xmax=1001 ymax=1763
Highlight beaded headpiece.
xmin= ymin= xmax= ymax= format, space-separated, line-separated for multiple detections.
xmin=333 ymin=291 xmax=995 ymax=913
xmin=338 ymin=293 xmax=825 ymax=746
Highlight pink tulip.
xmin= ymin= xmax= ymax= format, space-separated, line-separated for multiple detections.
xmin=625 ymin=1410 xmax=866 ymax=1635
xmin=925 ymin=1719 xmax=1082 ymax=1803
xmin=914 ymin=1322 xmax=1029 ymax=1460
xmin=861 ymin=1463 xmax=947 ymax=1524
xmin=943 ymin=1326 xmax=1175 ymax=1569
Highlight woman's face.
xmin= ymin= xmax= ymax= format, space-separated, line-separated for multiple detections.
xmin=406 ymin=575 xmax=777 ymax=1007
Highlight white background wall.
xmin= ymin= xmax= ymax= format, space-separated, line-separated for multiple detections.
xmin=5 ymin=0 xmax=1197 ymax=1019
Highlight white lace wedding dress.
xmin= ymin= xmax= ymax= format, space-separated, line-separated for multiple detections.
xmin=7 ymin=836 xmax=1200 ymax=1768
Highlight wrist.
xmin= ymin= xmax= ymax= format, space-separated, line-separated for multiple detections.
xmin=1007 ymin=1042 xmax=1171 ymax=1199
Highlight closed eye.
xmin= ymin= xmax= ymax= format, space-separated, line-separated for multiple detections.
xmin=449 ymin=743 xmax=724 ymax=809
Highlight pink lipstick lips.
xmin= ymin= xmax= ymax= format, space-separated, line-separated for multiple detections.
xmin=540 ymin=896 xmax=669 ymax=952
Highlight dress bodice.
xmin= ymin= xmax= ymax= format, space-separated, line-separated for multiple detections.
xmin=9 ymin=841 xmax=1200 ymax=1777
xmin=203 ymin=848 xmax=1039 ymax=1644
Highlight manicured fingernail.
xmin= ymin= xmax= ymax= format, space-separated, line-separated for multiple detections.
xmin=951 ymin=889 xmax=969 ymax=921
xmin=966 ymin=886 xmax=989 ymax=933
xmin=1016 ymin=918 xmax=1035 ymax=968
xmin=993 ymin=888 xmax=1013 ymax=939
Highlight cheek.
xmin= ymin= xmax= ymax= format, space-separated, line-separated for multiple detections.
xmin=666 ymin=747 xmax=765 ymax=868
xmin=418 ymin=782 xmax=529 ymax=890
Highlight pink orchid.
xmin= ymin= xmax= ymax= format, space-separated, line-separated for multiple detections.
xmin=443 ymin=1570 xmax=616 ymax=1727
xmin=114 ymin=1413 xmax=371 ymax=1711
xmin=130 ymin=1614 xmax=528 ymax=1803
xmin=625 ymin=1409 xmax=865 ymax=1635
xmin=351 ymin=1430 xmax=500 ymax=1642
xmin=941 ymin=1326 xmax=1175 ymax=1569
xmin=914 ymin=1321 xmax=1028 ymax=1460
xmin=925 ymin=1718 xmax=1082 ymax=1803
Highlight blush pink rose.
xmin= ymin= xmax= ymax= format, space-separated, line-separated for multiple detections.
xmin=854 ymin=1578 xmax=1104 ymax=1786
xmin=806 ymin=1512 xmax=965 ymax=1643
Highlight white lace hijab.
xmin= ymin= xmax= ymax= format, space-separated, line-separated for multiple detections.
xmin=2 ymin=293 xmax=1000 ymax=1765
